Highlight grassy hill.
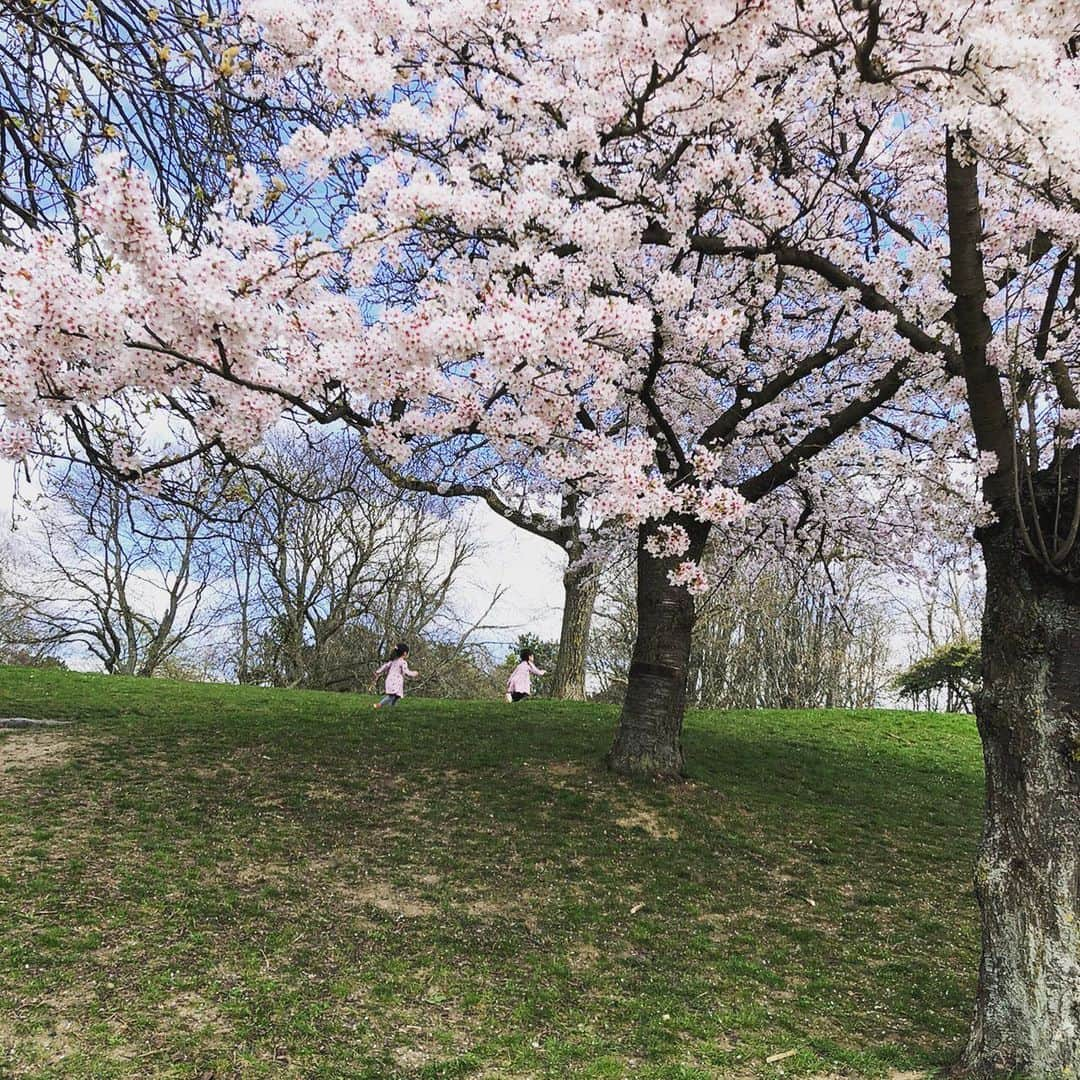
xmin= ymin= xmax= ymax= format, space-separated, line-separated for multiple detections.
xmin=0 ymin=666 xmax=983 ymax=1079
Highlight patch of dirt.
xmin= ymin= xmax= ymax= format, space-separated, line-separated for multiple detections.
xmin=26 ymin=1015 xmax=89 ymax=1066
xmin=386 ymin=1019 xmax=477 ymax=1073
xmin=0 ymin=731 xmax=72 ymax=774
xmin=2 ymin=987 xmax=138 ymax=1069
xmin=446 ymin=887 xmax=544 ymax=931
xmin=614 ymin=807 xmax=680 ymax=840
xmin=392 ymin=1046 xmax=433 ymax=1069
xmin=567 ymin=943 xmax=601 ymax=970
xmin=190 ymin=763 xmax=242 ymax=781
xmin=796 ymin=1069 xmax=928 ymax=1080
xmin=473 ymin=1069 xmax=543 ymax=1080
xmin=538 ymin=761 xmax=589 ymax=782
xmin=518 ymin=760 xmax=593 ymax=793
xmin=348 ymin=881 xmax=436 ymax=917
xmin=33 ymin=986 xmax=95 ymax=1013
xmin=419 ymin=767 xmax=469 ymax=786
xmin=159 ymin=990 xmax=227 ymax=1032
xmin=696 ymin=908 xmax=784 ymax=947
xmin=233 ymin=861 xmax=293 ymax=887
xmin=461 ymin=897 xmax=508 ymax=917
xmin=305 ymin=781 xmax=349 ymax=801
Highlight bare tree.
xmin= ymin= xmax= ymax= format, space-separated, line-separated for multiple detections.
xmin=885 ymin=538 xmax=984 ymax=662
xmin=0 ymin=533 xmax=48 ymax=664
xmin=690 ymin=558 xmax=892 ymax=710
xmin=18 ymin=463 xmax=230 ymax=674
xmin=373 ymin=455 xmax=606 ymax=701
xmin=223 ymin=429 xmax=496 ymax=691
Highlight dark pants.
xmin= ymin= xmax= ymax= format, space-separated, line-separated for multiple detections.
xmin=510 ymin=691 xmax=529 ymax=702
xmin=378 ymin=694 xmax=401 ymax=708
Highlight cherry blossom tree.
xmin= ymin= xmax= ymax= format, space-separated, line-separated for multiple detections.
xmin=1 ymin=2 xmax=1079 ymax=1069
xmin=0 ymin=0 xmax=347 ymax=481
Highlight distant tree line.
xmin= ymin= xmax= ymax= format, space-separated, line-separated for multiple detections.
xmin=1 ymin=448 xmax=986 ymax=712
xmin=2 ymin=428 xmax=509 ymax=695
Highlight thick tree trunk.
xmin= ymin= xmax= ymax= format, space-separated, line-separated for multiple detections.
xmin=961 ymin=522 xmax=1080 ymax=1076
xmin=944 ymin=138 xmax=1080 ymax=1074
xmin=550 ymin=555 xmax=600 ymax=700
xmin=607 ymin=519 xmax=707 ymax=779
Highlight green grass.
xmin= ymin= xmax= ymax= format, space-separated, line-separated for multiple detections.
xmin=0 ymin=665 xmax=983 ymax=1079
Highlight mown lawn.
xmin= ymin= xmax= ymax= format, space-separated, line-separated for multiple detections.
xmin=0 ymin=666 xmax=983 ymax=1079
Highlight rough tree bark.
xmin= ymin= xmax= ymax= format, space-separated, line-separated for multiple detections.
xmin=947 ymin=135 xmax=1080 ymax=1074
xmin=550 ymin=551 xmax=600 ymax=700
xmin=607 ymin=517 xmax=708 ymax=779
xmin=960 ymin=521 xmax=1080 ymax=1075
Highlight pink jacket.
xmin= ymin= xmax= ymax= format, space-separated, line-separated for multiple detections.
xmin=507 ymin=659 xmax=545 ymax=694
xmin=376 ymin=656 xmax=417 ymax=696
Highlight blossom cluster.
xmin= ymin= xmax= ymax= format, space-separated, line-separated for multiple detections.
xmin=668 ymin=561 xmax=711 ymax=597
xmin=644 ymin=524 xmax=691 ymax=560
xmin=2 ymin=0 xmax=1078 ymax=594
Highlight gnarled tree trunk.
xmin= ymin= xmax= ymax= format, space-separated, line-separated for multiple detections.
xmin=960 ymin=521 xmax=1080 ymax=1076
xmin=550 ymin=554 xmax=600 ymax=700
xmin=607 ymin=518 xmax=707 ymax=779
xmin=945 ymin=138 xmax=1080 ymax=1073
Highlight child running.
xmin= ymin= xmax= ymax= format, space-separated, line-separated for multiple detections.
xmin=506 ymin=647 xmax=546 ymax=702
xmin=371 ymin=643 xmax=418 ymax=708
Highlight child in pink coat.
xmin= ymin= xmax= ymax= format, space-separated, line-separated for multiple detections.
xmin=506 ymin=647 xmax=546 ymax=702
xmin=371 ymin=643 xmax=418 ymax=708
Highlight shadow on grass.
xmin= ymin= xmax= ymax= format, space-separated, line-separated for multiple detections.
xmin=0 ymin=667 xmax=981 ymax=1079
